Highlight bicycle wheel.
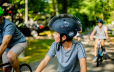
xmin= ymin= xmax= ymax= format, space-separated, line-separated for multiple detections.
xmin=12 ymin=64 xmax=32 ymax=72
xmin=100 ymin=56 xmax=103 ymax=62
xmin=96 ymin=55 xmax=100 ymax=67
xmin=20 ymin=64 xmax=32 ymax=72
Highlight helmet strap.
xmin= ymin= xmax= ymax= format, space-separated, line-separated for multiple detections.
xmin=57 ymin=34 xmax=66 ymax=51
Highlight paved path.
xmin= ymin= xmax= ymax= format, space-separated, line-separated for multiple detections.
xmin=29 ymin=25 xmax=114 ymax=72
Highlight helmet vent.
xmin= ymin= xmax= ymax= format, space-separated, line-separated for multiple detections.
xmin=68 ymin=27 xmax=70 ymax=29
xmin=63 ymin=19 xmax=65 ymax=21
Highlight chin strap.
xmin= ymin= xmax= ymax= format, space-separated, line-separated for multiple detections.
xmin=57 ymin=34 xmax=66 ymax=51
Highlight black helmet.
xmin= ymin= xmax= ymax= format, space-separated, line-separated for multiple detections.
xmin=48 ymin=14 xmax=82 ymax=39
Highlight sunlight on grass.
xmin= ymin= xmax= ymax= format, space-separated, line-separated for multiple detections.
xmin=39 ymin=31 xmax=54 ymax=36
xmin=18 ymin=39 xmax=54 ymax=64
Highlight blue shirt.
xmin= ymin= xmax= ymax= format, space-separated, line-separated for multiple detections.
xmin=0 ymin=17 xmax=26 ymax=48
xmin=47 ymin=41 xmax=86 ymax=72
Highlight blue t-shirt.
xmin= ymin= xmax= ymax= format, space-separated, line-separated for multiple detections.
xmin=47 ymin=41 xmax=86 ymax=72
xmin=0 ymin=17 xmax=26 ymax=47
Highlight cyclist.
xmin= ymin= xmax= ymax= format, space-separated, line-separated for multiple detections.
xmin=0 ymin=7 xmax=27 ymax=72
xmin=90 ymin=19 xmax=108 ymax=61
xmin=75 ymin=30 xmax=82 ymax=41
xmin=35 ymin=14 xmax=87 ymax=72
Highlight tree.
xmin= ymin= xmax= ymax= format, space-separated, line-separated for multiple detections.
xmin=62 ymin=0 xmax=67 ymax=13
xmin=25 ymin=0 xmax=28 ymax=23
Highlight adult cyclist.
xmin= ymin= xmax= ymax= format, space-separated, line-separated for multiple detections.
xmin=0 ymin=7 xmax=27 ymax=72
xmin=90 ymin=19 xmax=108 ymax=61
xmin=35 ymin=14 xmax=87 ymax=72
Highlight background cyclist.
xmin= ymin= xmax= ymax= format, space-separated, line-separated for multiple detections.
xmin=0 ymin=7 xmax=27 ymax=72
xmin=90 ymin=19 xmax=108 ymax=61
xmin=35 ymin=14 xmax=87 ymax=72
xmin=75 ymin=30 xmax=82 ymax=41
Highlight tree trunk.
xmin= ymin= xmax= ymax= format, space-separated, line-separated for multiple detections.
xmin=63 ymin=0 xmax=67 ymax=13
xmin=25 ymin=0 xmax=28 ymax=23
xmin=0 ymin=0 xmax=1 ymax=6
xmin=55 ymin=0 xmax=59 ymax=15
xmin=52 ymin=0 xmax=56 ymax=15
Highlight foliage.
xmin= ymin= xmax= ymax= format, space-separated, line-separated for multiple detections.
xmin=7 ymin=0 xmax=114 ymax=31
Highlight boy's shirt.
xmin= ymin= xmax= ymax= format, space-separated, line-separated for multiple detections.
xmin=47 ymin=40 xmax=86 ymax=72
xmin=94 ymin=25 xmax=106 ymax=39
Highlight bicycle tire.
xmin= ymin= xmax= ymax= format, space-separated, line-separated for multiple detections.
xmin=100 ymin=56 xmax=103 ymax=62
xmin=12 ymin=64 xmax=32 ymax=72
xmin=96 ymin=54 xmax=100 ymax=67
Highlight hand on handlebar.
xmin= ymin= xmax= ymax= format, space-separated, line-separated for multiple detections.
xmin=106 ymin=36 xmax=109 ymax=40
xmin=90 ymin=36 xmax=93 ymax=40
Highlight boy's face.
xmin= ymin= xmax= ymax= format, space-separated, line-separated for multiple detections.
xmin=98 ymin=22 xmax=103 ymax=28
xmin=53 ymin=31 xmax=60 ymax=43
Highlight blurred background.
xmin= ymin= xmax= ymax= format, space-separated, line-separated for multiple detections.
xmin=0 ymin=0 xmax=114 ymax=37
xmin=0 ymin=0 xmax=114 ymax=71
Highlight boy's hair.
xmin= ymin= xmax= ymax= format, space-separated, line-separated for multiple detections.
xmin=60 ymin=34 xmax=73 ymax=41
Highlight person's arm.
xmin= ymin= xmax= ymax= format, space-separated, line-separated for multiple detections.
xmin=79 ymin=58 xmax=87 ymax=72
xmin=35 ymin=55 xmax=51 ymax=72
xmin=104 ymin=25 xmax=108 ymax=31
xmin=104 ymin=28 xmax=108 ymax=39
xmin=0 ymin=35 xmax=12 ymax=57
xmin=77 ymin=43 xmax=87 ymax=72
xmin=90 ymin=30 xmax=96 ymax=40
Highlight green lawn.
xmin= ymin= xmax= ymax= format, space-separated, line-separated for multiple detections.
xmin=18 ymin=39 xmax=54 ymax=64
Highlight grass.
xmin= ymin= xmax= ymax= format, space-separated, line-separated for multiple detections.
xmin=39 ymin=30 xmax=54 ymax=36
xmin=109 ymin=30 xmax=114 ymax=37
xmin=18 ymin=39 xmax=54 ymax=64
xmin=109 ymin=31 xmax=114 ymax=42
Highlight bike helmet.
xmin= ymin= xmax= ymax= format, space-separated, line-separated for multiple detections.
xmin=48 ymin=14 xmax=82 ymax=51
xmin=97 ymin=19 xmax=103 ymax=24
xmin=48 ymin=14 xmax=82 ymax=39
xmin=0 ymin=7 xmax=3 ymax=16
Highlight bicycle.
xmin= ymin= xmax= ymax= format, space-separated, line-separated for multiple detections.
xmin=95 ymin=39 xmax=104 ymax=67
xmin=0 ymin=46 xmax=32 ymax=72
xmin=0 ymin=49 xmax=32 ymax=72
xmin=93 ymin=38 xmax=108 ymax=67
xmin=0 ymin=61 xmax=32 ymax=72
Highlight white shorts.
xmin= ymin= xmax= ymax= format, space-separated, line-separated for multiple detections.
xmin=96 ymin=36 xmax=106 ymax=39
xmin=2 ymin=41 xmax=27 ymax=68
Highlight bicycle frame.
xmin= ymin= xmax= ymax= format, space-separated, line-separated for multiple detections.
xmin=97 ymin=40 xmax=103 ymax=57
xmin=96 ymin=39 xmax=103 ymax=67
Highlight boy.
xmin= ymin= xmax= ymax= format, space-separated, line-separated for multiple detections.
xmin=35 ymin=14 xmax=87 ymax=72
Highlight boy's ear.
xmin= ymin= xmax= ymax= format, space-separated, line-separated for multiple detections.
xmin=62 ymin=35 xmax=67 ymax=40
